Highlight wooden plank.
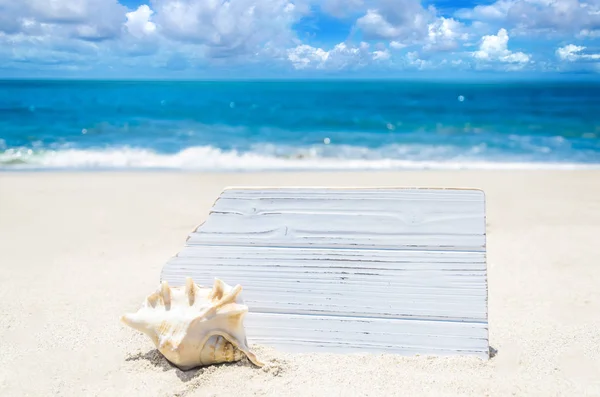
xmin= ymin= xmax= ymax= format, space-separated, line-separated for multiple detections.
xmin=187 ymin=188 xmax=485 ymax=251
xmin=245 ymin=314 xmax=489 ymax=359
xmin=162 ymin=261 xmax=486 ymax=321
xmin=174 ymin=246 xmax=486 ymax=270
xmin=160 ymin=187 xmax=489 ymax=359
xmin=218 ymin=187 xmax=484 ymax=200
xmin=176 ymin=245 xmax=486 ymax=262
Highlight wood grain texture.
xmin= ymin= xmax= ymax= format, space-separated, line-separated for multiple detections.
xmin=160 ymin=187 xmax=489 ymax=359
xmin=187 ymin=188 xmax=485 ymax=251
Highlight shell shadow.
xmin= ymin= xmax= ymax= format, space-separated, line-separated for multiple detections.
xmin=125 ymin=349 xmax=238 ymax=382
xmin=125 ymin=349 xmax=176 ymax=372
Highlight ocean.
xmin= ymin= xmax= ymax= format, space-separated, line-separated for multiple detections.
xmin=1 ymin=79 xmax=599 ymax=171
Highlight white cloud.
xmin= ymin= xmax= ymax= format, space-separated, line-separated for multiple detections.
xmin=372 ymin=49 xmax=391 ymax=60
xmin=287 ymin=41 xmax=378 ymax=69
xmin=578 ymin=29 xmax=600 ymax=38
xmin=0 ymin=0 xmax=311 ymax=70
xmin=0 ymin=0 xmax=112 ymax=69
xmin=406 ymin=51 xmax=431 ymax=69
xmin=151 ymin=0 xmax=304 ymax=58
xmin=25 ymin=0 xmax=126 ymax=41
xmin=355 ymin=1 xmax=470 ymax=52
xmin=389 ymin=41 xmax=407 ymax=49
xmin=287 ymin=44 xmax=330 ymax=69
xmin=451 ymin=59 xmax=469 ymax=67
xmin=0 ymin=0 xmax=125 ymax=44
xmin=455 ymin=0 xmax=513 ymax=20
xmin=473 ymin=28 xmax=530 ymax=63
xmin=125 ymin=5 xmax=156 ymax=38
xmin=325 ymin=42 xmax=372 ymax=69
xmin=457 ymin=0 xmax=600 ymax=36
xmin=425 ymin=17 xmax=469 ymax=51
xmin=0 ymin=26 xmax=101 ymax=70
xmin=25 ymin=0 xmax=125 ymax=24
xmin=556 ymin=44 xmax=600 ymax=61
xmin=116 ymin=5 xmax=161 ymax=57
xmin=357 ymin=10 xmax=403 ymax=39
xmin=556 ymin=44 xmax=586 ymax=61
xmin=356 ymin=0 xmax=431 ymax=43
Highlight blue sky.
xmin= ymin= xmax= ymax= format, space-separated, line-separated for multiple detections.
xmin=0 ymin=0 xmax=599 ymax=78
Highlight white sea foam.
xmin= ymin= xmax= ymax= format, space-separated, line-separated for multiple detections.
xmin=0 ymin=145 xmax=599 ymax=171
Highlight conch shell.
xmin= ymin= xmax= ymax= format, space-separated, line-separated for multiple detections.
xmin=121 ymin=277 xmax=263 ymax=370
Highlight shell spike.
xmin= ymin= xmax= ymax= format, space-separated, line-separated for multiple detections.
xmin=185 ymin=277 xmax=196 ymax=305
xmin=160 ymin=281 xmax=171 ymax=308
xmin=242 ymin=348 xmax=264 ymax=368
xmin=209 ymin=278 xmax=226 ymax=300
xmin=217 ymin=284 xmax=242 ymax=307
xmin=121 ymin=313 xmax=154 ymax=338
xmin=200 ymin=284 xmax=245 ymax=319
xmin=120 ymin=313 xmax=139 ymax=331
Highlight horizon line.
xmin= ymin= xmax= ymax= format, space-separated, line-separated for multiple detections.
xmin=1 ymin=75 xmax=600 ymax=83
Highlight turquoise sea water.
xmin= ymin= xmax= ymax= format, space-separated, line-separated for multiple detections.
xmin=1 ymin=80 xmax=599 ymax=170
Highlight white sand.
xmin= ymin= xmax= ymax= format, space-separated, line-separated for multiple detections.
xmin=0 ymin=171 xmax=599 ymax=397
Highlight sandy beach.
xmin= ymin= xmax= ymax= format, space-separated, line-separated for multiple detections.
xmin=0 ymin=170 xmax=599 ymax=397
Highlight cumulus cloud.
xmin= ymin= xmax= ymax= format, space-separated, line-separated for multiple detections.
xmin=287 ymin=44 xmax=330 ymax=69
xmin=25 ymin=0 xmax=126 ymax=41
xmin=354 ymin=1 xmax=470 ymax=52
xmin=125 ymin=5 xmax=156 ymax=39
xmin=0 ymin=0 xmax=312 ymax=70
xmin=0 ymin=27 xmax=101 ymax=70
xmin=406 ymin=51 xmax=431 ymax=69
xmin=389 ymin=41 xmax=407 ymax=49
xmin=0 ymin=0 xmax=130 ymax=72
xmin=0 ymin=2 xmax=101 ymax=68
xmin=455 ymin=0 xmax=514 ymax=21
xmin=151 ymin=0 xmax=303 ymax=58
xmin=372 ymin=49 xmax=391 ymax=61
xmin=25 ymin=0 xmax=125 ymax=24
xmin=356 ymin=0 xmax=431 ymax=43
xmin=457 ymin=0 xmax=600 ymax=36
xmin=287 ymin=41 xmax=384 ymax=69
xmin=578 ymin=28 xmax=600 ymax=38
xmin=556 ymin=44 xmax=600 ymax=61
xmin=115 ymin=5 xmax=161 ymax=57
xmin=473 ymin=28 xmax=530 ymax=63
xmin=425 ymin=17 xmax=469 ymax=51
xmin=0 ymin=0 xmax=125 ymax=42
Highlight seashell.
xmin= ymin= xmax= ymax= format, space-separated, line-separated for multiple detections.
xmin=121 ymin=277 xmax=263 ymax=370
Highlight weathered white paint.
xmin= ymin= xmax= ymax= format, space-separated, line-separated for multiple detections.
xmin=245 ymin=313 xmax=489 ymax=355
xmin=161 ymin=187 xmax=489 ymax=359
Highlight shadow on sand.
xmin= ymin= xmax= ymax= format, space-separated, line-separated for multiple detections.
xmin=125 ymin=349 xmax=240 ymax=382
xmin=489 ymin=346 xmax=498 ymax=358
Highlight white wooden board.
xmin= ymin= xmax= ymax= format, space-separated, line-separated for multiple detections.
xmin=161 ymin=187 xmax=489 ymax=359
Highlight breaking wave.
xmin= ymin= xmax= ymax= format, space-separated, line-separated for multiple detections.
xmin=1 ymin=144 xmax=599 ymax=171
